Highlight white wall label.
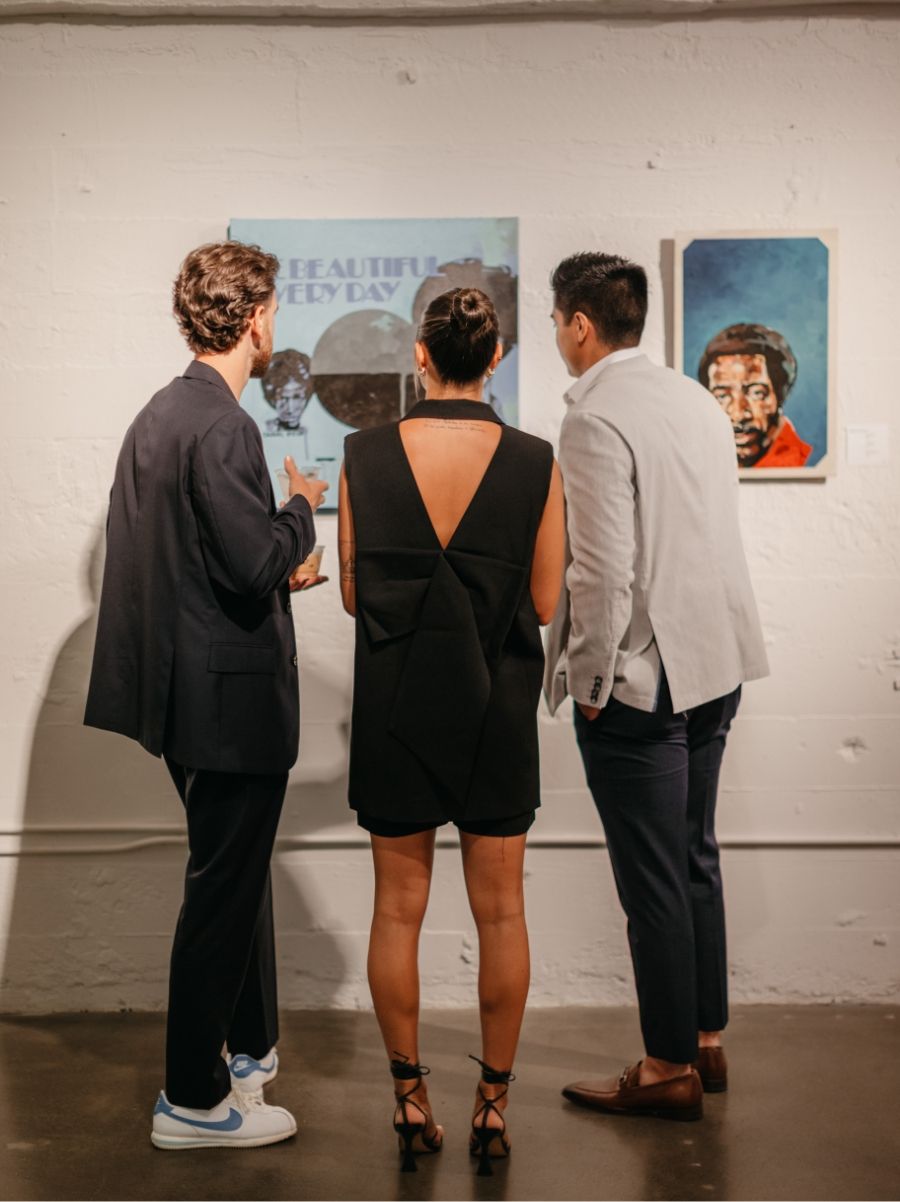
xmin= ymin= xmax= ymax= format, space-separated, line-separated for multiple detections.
xmin=845 ymin=424 xmax=891 ymax=466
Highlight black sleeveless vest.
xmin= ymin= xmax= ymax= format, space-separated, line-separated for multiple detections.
xmin=344 ymin=399 xmax=554 ymax=823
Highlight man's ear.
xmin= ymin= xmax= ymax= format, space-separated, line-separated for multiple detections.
xmin=573 ymin=311 xmax=591 ymax=345
xmin=248 ymin=303 xmax=268 ymax=346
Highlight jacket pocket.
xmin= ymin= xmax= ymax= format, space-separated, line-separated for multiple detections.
xmin=208 ymin=643 xmax=277 ymax=674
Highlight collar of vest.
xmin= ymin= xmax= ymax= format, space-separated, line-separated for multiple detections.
xmin=403 ymin=399 xmax=504 ymax=424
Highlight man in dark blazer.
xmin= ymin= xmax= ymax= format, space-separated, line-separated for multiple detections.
xmin=85 ymin=241 xmax=327 ymax=1150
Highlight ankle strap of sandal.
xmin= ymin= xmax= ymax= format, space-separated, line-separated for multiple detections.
xmin=468 ymin=1054 xmax=516 ymax=1085
xmin=390 ymin=1051 xmax=431 ymax=1081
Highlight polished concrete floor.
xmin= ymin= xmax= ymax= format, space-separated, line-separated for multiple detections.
xmin=1 ymin=1005 xmax=898 ymax=1201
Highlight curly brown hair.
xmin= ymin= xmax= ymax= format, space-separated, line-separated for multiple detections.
xmin=172 ymin=241 xmax=280 ymax=355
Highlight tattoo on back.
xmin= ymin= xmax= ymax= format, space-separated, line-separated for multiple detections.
xmin=416 ymin=419 xmax=491 ymax=432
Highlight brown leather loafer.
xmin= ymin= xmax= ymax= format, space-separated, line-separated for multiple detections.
xmin=562 ymin=1062 xmax=703 ymax=1121
xmin=694 ymin=1046 xmax=728 ymax=1093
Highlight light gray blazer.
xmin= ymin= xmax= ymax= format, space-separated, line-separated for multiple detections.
xmin=544 ymin=353 xmax=769 ymax=715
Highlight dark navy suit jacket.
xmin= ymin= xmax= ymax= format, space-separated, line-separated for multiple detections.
xmin=85 ymin=361 xmax=316 ymax=774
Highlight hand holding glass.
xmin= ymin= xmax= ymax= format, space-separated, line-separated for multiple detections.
xmin=290 ymin=545 xmax=327 ymax=592
xmin=280 ymin=456 xmax=329 ymax=512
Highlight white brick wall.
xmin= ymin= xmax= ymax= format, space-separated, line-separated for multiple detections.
xmin=1 ymin=11 xmax=898 ymax=1012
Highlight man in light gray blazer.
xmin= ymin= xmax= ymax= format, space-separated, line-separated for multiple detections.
xmin=545 ymin=253 xmax=769 ymax=1121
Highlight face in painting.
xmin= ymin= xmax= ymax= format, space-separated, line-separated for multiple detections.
xmin=249 ymin=295 xmax=277 ymax=379
xmin=274 ymin=376 xmax=310 ymax=428
xmin=706 ymin=353 xmax=781 ymax=467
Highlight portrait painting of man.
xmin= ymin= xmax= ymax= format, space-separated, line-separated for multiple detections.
xmin=675 ymin=233 xmax=835 ymax=478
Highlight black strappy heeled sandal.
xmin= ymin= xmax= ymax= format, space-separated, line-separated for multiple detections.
xmin=468 ymin=1054 xmax=515 ymax=1177
xmin=390 ymin=1052 xmax=444 ymax=1174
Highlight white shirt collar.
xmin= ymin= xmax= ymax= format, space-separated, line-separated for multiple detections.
xmin=564 ymin=346 xmax=643 ymax=407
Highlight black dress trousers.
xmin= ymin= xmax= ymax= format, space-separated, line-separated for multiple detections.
xmin=575 ymin=676 xmax=741 ymax=1064
xmin=164 ymin=758 xmax=286 ymax=1110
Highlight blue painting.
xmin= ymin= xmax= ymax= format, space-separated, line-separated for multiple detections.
xmin=229 ymin=217 xmax=519 ymax=509
xmin=678 ymin=234 xmax=834 ymax=475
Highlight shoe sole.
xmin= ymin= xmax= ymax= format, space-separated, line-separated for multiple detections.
xmin=563 ymin=1095 xmax=702 ymax=1122
xmin=701 ymin=1081 xmax=727 ymax=1094
xmin=150 ymin=1125 xmax=296 ymax=1150
xmin=601 ymin=1105 xmax=702 ymax=1122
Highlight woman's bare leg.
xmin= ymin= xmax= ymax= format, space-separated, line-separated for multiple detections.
xmin=367 ymin=830 xmax=439 ymax=1133
xmin=460 ymin=832 xmax=530 ymax=1133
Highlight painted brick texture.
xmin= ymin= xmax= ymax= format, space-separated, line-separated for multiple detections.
xmin=0 ymin=12 xmax=898 ymax=1012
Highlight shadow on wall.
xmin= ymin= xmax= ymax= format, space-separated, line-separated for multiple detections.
xmin=1 ymin=527 xmax=349 ymax=1021
xmin=659 ymin=238 xmax=676 ymax=370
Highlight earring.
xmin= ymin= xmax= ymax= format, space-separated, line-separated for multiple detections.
xmin=486 ymin=368 xmax=495 ymax=379
xmin=417 ymin=366 xmax=426 ymax=376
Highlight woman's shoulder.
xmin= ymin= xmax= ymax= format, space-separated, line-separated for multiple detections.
xmin=343 ymin=421 xmax=398 ymax=461
xmin=343 ymin=424 xmax=399 ymax=492
xmin=501 ymin=424 xmax=555 ymax=465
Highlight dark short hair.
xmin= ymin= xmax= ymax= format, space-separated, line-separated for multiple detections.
xmin=173 ymin=240 xmax=279 ymax=355
xmin=551 ymin=253 xmax=648 ymax=347
xmin=261 ymin=349 xmax=312 ymax=408
xmin=699 ymin=323 xmax=797 ymax=406
xmin=417 ymin=287 xmax=499 ymax=385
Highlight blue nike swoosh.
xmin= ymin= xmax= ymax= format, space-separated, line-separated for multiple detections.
xmin=230 ymin=1058 xmax=276 ymax=1079
xmin=154 ymin=1094 xmax=243 ymax=1132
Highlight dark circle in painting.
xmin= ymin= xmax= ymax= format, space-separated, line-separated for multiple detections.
xmin=412 ymin=259 xmax=518 ymax=352
xmin=312 ymin=310 xmax=417 ymax=430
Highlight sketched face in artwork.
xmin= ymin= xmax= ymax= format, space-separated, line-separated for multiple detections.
xmin=261 ymin=350 xmax=313 ymax=432
xmin=706 ymin=353 xmax=781 ymax=467
xmin=274 ymin=377 xmax=309 ymax=428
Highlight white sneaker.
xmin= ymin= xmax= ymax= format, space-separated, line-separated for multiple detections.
xmin=228 ymin=1047 xmax=279 ymax=1093
xmin=150 ymin=1087 xmax=296 ymax=1150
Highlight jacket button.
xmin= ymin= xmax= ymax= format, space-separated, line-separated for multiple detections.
xmin=286 ymin=601 xmax=292 ymax=614
xmin=292 ymin=655 xmax=298 ymax=667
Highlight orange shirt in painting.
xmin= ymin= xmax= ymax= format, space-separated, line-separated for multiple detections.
xmin=753 ymin=417 xmax=812 ymax=468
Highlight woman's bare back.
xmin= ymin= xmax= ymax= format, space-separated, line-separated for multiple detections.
xmin=398 ymin=414 xmax=503 ymax=550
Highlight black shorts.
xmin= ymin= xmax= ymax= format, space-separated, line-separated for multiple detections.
xmin=356 ymin=810 xmax=535 ymax=838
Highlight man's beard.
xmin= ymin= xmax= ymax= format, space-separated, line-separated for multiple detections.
xmin=249 ymin=339 xmax=273 ymax=379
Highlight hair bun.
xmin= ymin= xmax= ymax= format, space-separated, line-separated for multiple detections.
xmin=418 ymin=285 xmax=499 ymax=385
xmin=449 ymin=287 xmax=491 ymax=332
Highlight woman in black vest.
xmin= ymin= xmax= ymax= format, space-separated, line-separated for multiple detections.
xmin=338 ymin=287 xmax=564 ymax=1175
